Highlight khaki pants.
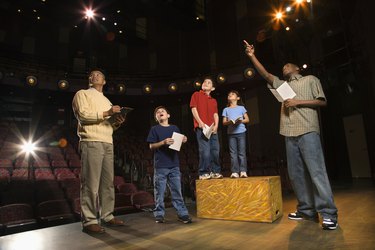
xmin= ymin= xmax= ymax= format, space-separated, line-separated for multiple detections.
xmin=80 ymin=141 xmax=115 ymax=226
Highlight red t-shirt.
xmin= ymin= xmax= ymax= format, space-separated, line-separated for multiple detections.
xmin=190 ymin=90 xmax=218 ymax=129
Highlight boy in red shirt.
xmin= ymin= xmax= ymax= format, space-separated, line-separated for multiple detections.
xmin=190 ymin=77 xmax=222 ymax=180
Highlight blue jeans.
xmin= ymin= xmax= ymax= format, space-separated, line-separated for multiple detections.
xmin=285 ymin=132 xmax=338 ymax=220
xmin=153 ymin=166 xmax=189 ymax=218
xmin=196 ymin=128 xmax=221 ymax=175
xmin=228 ymin=132 xmax=248 ymax=173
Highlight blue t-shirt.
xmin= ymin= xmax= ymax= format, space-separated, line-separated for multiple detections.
xmin=222 ymin=106 xmax=248 ymax=134
xmin=146 ymin=124 xmax=180 ymax=169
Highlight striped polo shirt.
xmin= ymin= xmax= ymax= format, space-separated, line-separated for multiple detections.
xmin=271 ymin=74 xmax=326 ymax=137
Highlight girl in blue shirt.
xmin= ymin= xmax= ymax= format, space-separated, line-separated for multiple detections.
xmin=222 ymin=90 xmax=250 ymax=178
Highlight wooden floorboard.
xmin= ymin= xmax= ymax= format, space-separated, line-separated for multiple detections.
xmin=1 ymin=182 xmax=374 ymax=250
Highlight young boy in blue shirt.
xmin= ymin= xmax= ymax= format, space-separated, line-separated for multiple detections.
xmin=147 ymin=106 xmax=192 ymax=224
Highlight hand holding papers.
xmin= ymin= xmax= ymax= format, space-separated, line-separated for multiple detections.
xmin=168 ymin=132 xmax=185 ymax=151
xmin=269 ymin=81 xmax=296 ymax=102
xmin=108 ymin=106 xmax=134 ymax=124
xmin=230 ymin=116 xmax=243 ymax=124
xmin=202 ymin=123 xmax=214 ymax=139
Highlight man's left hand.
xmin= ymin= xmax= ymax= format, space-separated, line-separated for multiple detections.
xmin=284 ymin=99 xmax=299 ymax=108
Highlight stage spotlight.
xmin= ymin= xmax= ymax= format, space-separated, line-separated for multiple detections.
xmin=193 ymin=80 xmax=202 ymax=89
xmin=143 ymin=84 xmax=152 ymax=94
xmin=21 ymin=141 xmax=36 ymax=154
xmin=115 ymin=83 xmax=126 ymax=94
xmin=286 ymin=27 xmax=290 ymax=31
xmin=26 ymin=76 xmax=38 ymax=87
xmin=168 ymin=83 xmax=178 ymax=93
xmin=85 ymin=9 xmax=95 ymax=19
xmin=57 ymin=80 xmax=69 ymax=90
xmin=244 ymin=68 xmax=255 ymax=79
xmin=216 ymin=73 xmax=226 ymax=84
xmin=286 ymin=6 xmax=292 ymax=12
xmin=275 ymin=12 xmax=283 ymax=19
xmin=302 ymin=64 xmax=308 ymax=69
xmin=296 ymin=0 xmax=303 ymax=4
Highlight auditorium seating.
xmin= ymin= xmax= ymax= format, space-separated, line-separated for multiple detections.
xmin=0 ymin=203 xmax=37 ymax=235
xmin=37 ymin=199 xmax=75 ymax=227
xmin=131 ymin=191 xmax=155 ymax=211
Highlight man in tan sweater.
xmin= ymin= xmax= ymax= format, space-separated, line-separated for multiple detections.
xmin=72 ymin=69 xmax=125 ymax=234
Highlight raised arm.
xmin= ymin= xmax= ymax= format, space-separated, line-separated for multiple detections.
xmin=243 ymin=40 xmax=275 ymax=84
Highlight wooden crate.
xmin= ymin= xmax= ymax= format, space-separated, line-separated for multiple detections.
xmin=196 ymin=176 xmax=283 ymax=223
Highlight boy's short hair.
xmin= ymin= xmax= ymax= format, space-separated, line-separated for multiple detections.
xmin=153 ymin=106 xmax=170 ymax=121
xmin=203 ymin=75 xmax=215 ymax=88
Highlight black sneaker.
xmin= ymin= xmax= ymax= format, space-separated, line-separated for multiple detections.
xmin=178 ymin=215 xmax=192 ymax=224
xmin=155 ymin=216 xmax=165 ymax=223
xmin=288 ymin=211 xmax=319 ymax=222
xmin=288 ymin=211 xmax=304 ymax=220
xmin=322 ymin=218 xmax=338 ymax=230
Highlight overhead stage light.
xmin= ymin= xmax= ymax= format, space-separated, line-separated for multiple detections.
xmin=57 ymin=80 xmax=69 ymax=90
xmin=143 ymin=84 xmax=152 ymax=94
xmin=244 ymin=68 xmax=255 ymax=79
xmin=168 ymin=83 xmax=178 ymax=93
xmin=216 ymin=73 xmax=226 ymax=84
xmin=275 ymin=12 xmax=283 ymax=20
xmin=116 ymin=83 xmax=126 ymax=94
xmin=26 ymin=76 xmax=38 ymax=87
xmin=193 ymin=80 xmax=202 ymax=90
xmin=85 ymin=9 xmax=95 ymax=19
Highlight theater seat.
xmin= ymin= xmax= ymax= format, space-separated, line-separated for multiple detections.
xmin=131 ymin=191 xmax=155 ymax=211
xmin=37 ymin=199 xmax=75 ymax=227
xmin=0 ymin=203 xmax=37 ymax=235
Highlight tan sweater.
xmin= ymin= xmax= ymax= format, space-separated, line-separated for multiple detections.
xmin=72 ymin=88 xmax=114 ymax=144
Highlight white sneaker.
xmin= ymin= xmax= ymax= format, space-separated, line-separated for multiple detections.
xmin=230 ymin=173 xmax=239 ymax=178
xmin=211 ymin=173 xmax=223 ymax=179
xmin=199 ymin=173 xmax=211 ymax=180
xmin=240 ymin=172 xmax=248 ymax=178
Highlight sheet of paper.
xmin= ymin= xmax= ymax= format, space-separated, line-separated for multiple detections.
xmin=276 ymin=81 xmax=296 ymax=100
xmin=269 ymin=89 xmax=284 ymax=102
xmin=202 ymin=123 xmax=214 ymax=139
xmin=231 ymin=116 xmax=243 ymax=124
xmin=168 ymin=132 xmax=184 ymax=151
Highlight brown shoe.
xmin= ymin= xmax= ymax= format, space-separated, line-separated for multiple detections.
xmin=82 ymin=224 xmax=105 ymax=234
xmin=104 ymin=218 xmax=125 ymax=227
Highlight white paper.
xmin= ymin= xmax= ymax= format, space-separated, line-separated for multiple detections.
xmin=168 ymin=132 xmax=184 ymax=151
xmin=230 ymin=116 xmax=243 ymax=124
xmin=202 ymin=123 xmax=214 ymax=139
xmin=269 ymin=89 xmax=284 ymax=102
xmin=270 ymin=81 xmax=296 ymax=102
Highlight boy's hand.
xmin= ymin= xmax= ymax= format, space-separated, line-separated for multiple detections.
xmin=183 ymin=136 xmax=187 ymax=143
xmin=198 ymin=121 xmax=205 ymax=129
xmin=163 ymin=138 xmax=174 ymax=145
xmin=212 ymin=125 xmax=218 ymax=134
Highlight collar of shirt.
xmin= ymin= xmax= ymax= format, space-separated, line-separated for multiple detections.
xmin=288 ymin=74 xmax=303 ymax=82
xmin=200 ymin=90 xmax=212 ymax=98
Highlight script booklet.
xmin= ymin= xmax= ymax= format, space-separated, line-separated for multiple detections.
xmin=168 ymin=132 xmax=185 ymax=151
xmin=108 ymin=106 xmax=134 ymax=124
xmin=202 ymin=123 xmax=214 ymax=139
xmin=230 ymin=116 xmax=243 ymax=124
xmin=269 ymin=81 xmax=296 ymax=102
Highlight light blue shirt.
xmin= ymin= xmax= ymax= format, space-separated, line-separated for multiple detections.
xmin=222 ymin=106 xmax=247 ymax=134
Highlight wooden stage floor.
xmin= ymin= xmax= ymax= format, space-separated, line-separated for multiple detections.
xmin=1 ymin=181 xmax=374 ymax=250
